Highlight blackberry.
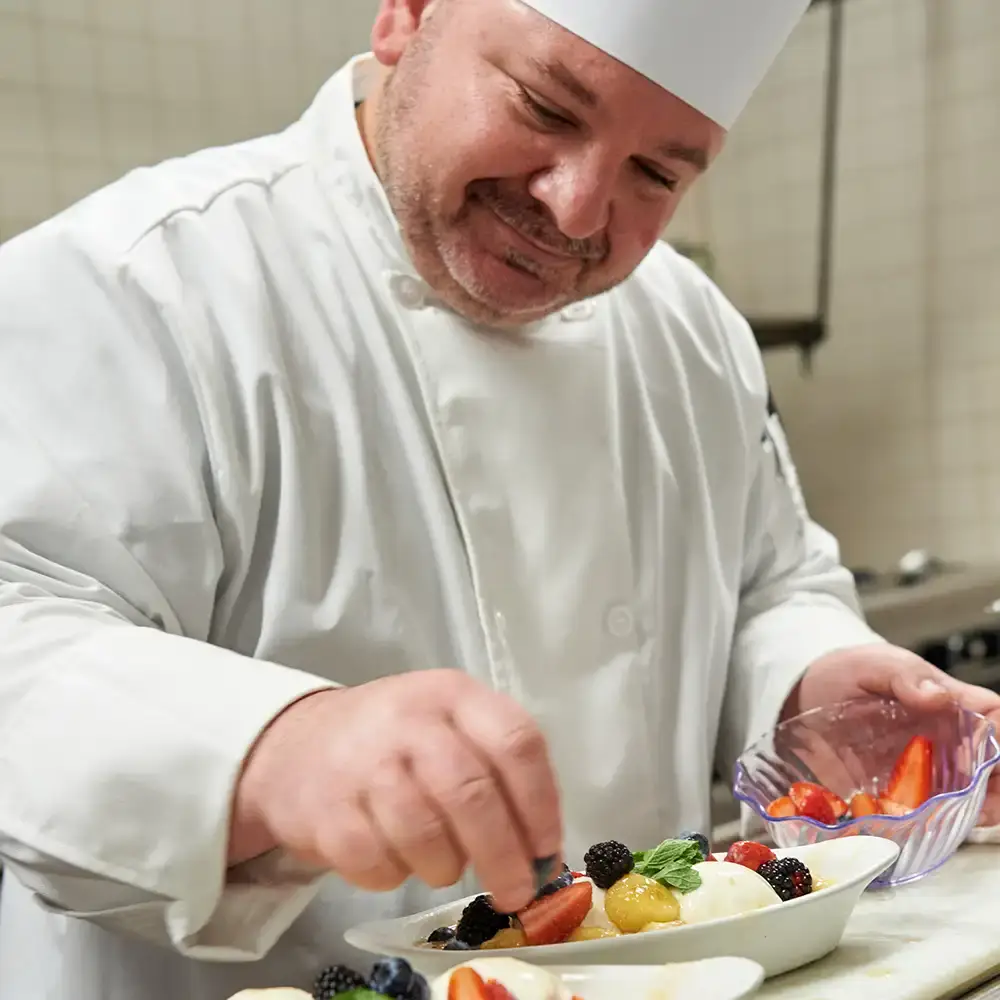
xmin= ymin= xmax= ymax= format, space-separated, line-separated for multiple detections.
xmin=537 ymin=868 xmax=574 ymax=899
xmin=680 ymin=831 xmax=711 ymax=859
xmin=427 ymin=925 xmax=456 ymax=944
xmin=757 ymin=857 xmax=813 ymax=902
xmin=312 ymin=963 xmax=366 ymax=999
xmin=583 ymin=840 xmax=634 ymax=890
xmin=454 ymin=894 xmax=511 ymax=947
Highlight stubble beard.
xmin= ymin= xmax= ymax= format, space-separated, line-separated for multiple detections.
xmin=374 ymin=55 xmax=577 ymax=330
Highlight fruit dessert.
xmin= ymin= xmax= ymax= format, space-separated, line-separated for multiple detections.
xmin=227 ymin=958 xmax=581 ymax=1000
xmin=419 ymin=831 xmax=823 ymax=952
xmin=765 ymin=734 xmax=934 ymax=824
xmin=433 ymin=958 xmax=578 ymax=999
xmin=229 ymin=992 xmax=311 ymax=999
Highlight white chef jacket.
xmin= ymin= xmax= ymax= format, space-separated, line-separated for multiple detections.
xmin=0 ymin=55 xmax=881 ymax=1000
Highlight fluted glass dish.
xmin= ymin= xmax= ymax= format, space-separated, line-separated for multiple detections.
xmin=733 ymin=696 xmax=1000 ymax=887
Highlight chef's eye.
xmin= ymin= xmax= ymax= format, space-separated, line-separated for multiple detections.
xmin=635 ymin=160 xmax=677 ymax=191
xmin=519 ymin=87 xmax=574 ymax=128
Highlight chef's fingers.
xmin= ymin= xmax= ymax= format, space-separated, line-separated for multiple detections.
xmin=882 ymin=671 xmax=954 ymax=710
xmin=410 ymin=723 xmax=536 ymax=914
xmin=451 ymin=690 xmax=564 ymax=875
xmin=792 ymin=726 xmax=856 ymax=792
xmin=979 ymin=767 xmax=1000 ymax=827
xmin=939 ymin=676 xmax=1000 ymax=718
xmin=312 ymin=798 xmax=411 ymax=892
xmin=367 ymin=754 xmax=466 ymax=890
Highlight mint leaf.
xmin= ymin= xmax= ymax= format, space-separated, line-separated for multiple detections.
xmin=632 ymin=839 xmax=704 ymax=894
xmin=633 ymin=838 xmax=703 ymax=874
xmin=651 ymin=862 xmax=702 ymax=894
xmin=334 ymin=991 xmax=386 ymax=999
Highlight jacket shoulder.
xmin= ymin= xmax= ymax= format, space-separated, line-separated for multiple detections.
xmin=627 ymin=241 xmax=769 ymax=405
xmin=5 ymin=124 xmax=311 ymax=273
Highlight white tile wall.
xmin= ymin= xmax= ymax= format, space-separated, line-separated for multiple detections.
xmin=2 ymin=0 xmax=998 ymax=571
xmin=670 ymin=0 xmax=1000 ymax=571
xmin=0 ymin=0 xmax=378 ymax=241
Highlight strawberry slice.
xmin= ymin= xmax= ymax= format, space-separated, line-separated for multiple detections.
xmin=484 ymin=981 xmax=518 ymax=1000
xmin=449 ymin=967 xmax=489 ymax=1000
xmin=885 ymin=735 xmax=933 ymax=809
xmin=849 ymin=792 xmax=878 ymax=818
xmin=789 ymin=782 xmax=836 ymax=824
xmin=517 ymin=880 xmax=592 ymax=946
xmin=877 ymin=796 xmax=912 ymax=817
xmin=766 ymin=795 xmax=797 ymax=818
xmin=822 ymin=788 xmax=848 ymax=820
xmin=789 ymin=781 xmax=846 ymax=821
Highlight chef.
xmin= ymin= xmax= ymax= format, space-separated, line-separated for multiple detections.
xmin=1 ymin=0 xmax=998 ymax=997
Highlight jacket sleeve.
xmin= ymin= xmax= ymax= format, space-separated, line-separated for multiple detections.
xmin=715 ymin=400 xmax=885 ymax=779
xmin=0 ymin=222 xmax=336 ymax=959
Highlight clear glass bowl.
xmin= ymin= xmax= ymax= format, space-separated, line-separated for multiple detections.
xmin=733 ymin=696 xmax=1000 ymax=887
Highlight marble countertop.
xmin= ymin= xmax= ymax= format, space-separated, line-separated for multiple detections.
xmin=756 ymin=845 xmax=1000 ymax=1000
xmin=960 ymin=980 xmax=1000 ymax=1000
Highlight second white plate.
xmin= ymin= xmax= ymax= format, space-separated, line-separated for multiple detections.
xmin=430 ymin=957 xmax=765 ymax=1000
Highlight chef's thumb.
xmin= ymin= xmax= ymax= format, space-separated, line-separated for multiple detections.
xmin=888 ymin=670 xmax=953 ymax=709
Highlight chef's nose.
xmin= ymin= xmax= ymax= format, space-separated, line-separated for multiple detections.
xmin=528 ymin=152 xmax=614 ymax=242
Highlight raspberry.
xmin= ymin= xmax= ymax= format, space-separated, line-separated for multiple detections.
xmin=724 ymin=840 xmax=776 ymax=872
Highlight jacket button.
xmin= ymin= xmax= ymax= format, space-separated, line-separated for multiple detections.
xmin=605 ymin=605 xmax=635 ymax=638
xmin=389 ymin=274 xmax=427 ymax=309
xmin=561 ymin=301 xmax=594 ymax=322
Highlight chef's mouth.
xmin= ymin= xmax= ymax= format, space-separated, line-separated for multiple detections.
xmin=469 ymin=189 xmax=605 ymax=264
xmin=501 ymin=247 xmax=548 ymax=280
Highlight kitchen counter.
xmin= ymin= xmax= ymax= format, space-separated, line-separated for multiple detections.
xmin=859 ymin=566 xmax=1000 ymax=649
xmin=756 ymin=844 xmax=1000 ymax=1000
xmin=960 ymin=981 xmax=1000 ymax=1000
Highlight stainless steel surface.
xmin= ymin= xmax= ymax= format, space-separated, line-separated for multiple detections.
xmin=860 ymin=565 xmax=1000 ymax=649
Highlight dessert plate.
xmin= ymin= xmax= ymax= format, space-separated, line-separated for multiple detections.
xmin=436 ymin=957 xmax=765 ymax=1000
xmin=345 ymin=835 xmax=899 ymax=979
xmin=228 ymin=957 xmax=765 ymax=1000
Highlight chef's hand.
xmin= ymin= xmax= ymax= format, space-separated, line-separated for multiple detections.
xmin=228 ymin=670 xmax=564 ymax=913
xmin=784 ymin=643 xmax=1000 ymax=826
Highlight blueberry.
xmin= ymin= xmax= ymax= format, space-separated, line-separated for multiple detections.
xmin=537 ymin=869 xmax=574 ymax=899
xmin=681 ymin=831 xmax=711 ymax=858
xmin=369 ymin=957 xmax=414 ymax=998
xmin=443 ymin=939 xmax=474 ymax=951
xmin=406 ymin=973 xmax=431 ymax=1000
xmin=427 ymin=926 xmax=456 ymax=944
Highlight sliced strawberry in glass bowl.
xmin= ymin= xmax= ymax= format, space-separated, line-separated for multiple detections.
xmin=733 ymin=695 xmax=1000 ymax=887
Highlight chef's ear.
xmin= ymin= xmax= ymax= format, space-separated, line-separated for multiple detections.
xmin=371 ymin=0 xmax=441 ymax=66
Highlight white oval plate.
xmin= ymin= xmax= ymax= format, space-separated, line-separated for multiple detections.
xmin=345 ymin=835 xmax=900 ymax=980
xmin=227 ymin=957 xmax=765 ymax=1000
xmin=433 ymin=957 xmax=765 ymax=1000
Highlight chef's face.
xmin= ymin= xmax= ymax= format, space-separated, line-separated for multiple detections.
xmin=366 ymin=0 xmax=726 ymax=328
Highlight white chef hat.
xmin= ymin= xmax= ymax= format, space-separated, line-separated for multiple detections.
xmin=517 ymin=0 xmax=811 ymax=129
